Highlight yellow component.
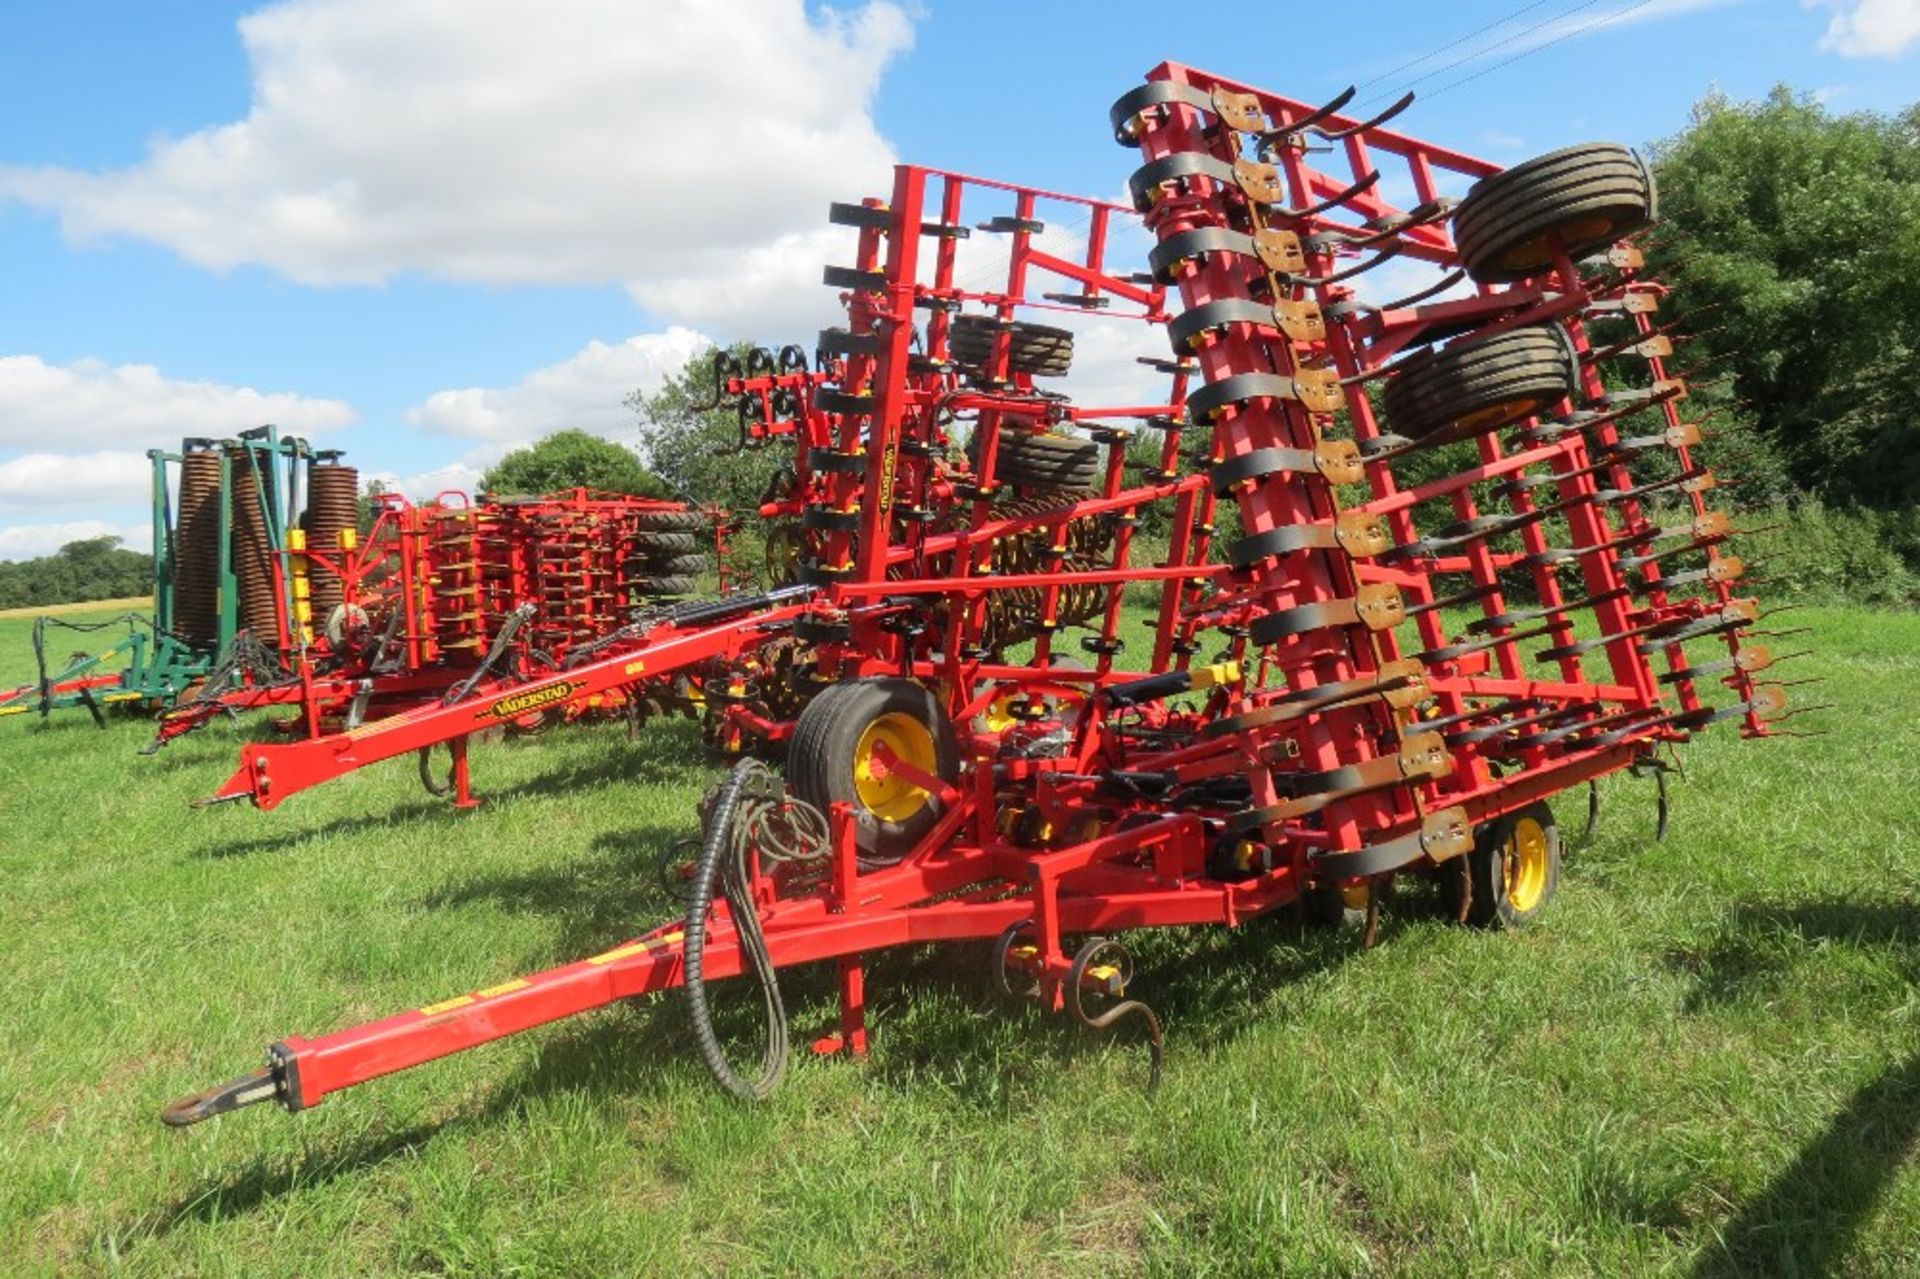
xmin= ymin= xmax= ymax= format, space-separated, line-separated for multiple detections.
xmin=339 ymin=528 xmax=358 ymax=551
xmin=1339 ymin=882 xmax=1371 ymax=910
xmin=419 ymin=995 xmax=475 ymax=1017
xmin=102 ymin=692 xmax=144 ymax=703
xmin=476 ymin=978 xmax=531 ymax=999
xmin=1190 ymin=661 xmax=1242 ymax=691
xmin=853 ymin=712 xmax=937 ymax=823
xmin=587 ymin=931 xmax=683 ymax=967
xmin=293 ymin=578 xmax=310 ymax=599
xmin=1504 ymin=816 xmax=1551 ymax=913
xmin=0 ymin=705 xmax=27 ymax=717
xmin=287 ymin=527 xmax=307 ymax=551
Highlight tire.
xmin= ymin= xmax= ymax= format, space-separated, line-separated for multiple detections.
xmin=788 ymin=677 xmax=958 ymax=860
xmin=636 ymin=509 xmax=708 ymax=532
xmin=971 ymin=430 xmax=1104 ymax=493
xmin=630 ymin=530 xmax=702 ymax=555
xmin=1303 ymin=882 xmax=1370 ymax=930
xmin=949 ymin=314 xmax=1075 ymax=378
xmin=630 ymin=575 xmax=698 ymax=597
xmin=1439 ymin=801 xmax=1561 ymax=929
xmin=642 ymin=552 xmax=712 ymax=576
xmin=1381 ymin=324 xmax=1578 ymax=442
xmin=1452 ymin=142 xmax=1655 ymax=284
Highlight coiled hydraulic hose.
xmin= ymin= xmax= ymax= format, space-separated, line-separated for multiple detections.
xmin=682 ymin=759 xmax=828 ymax=1100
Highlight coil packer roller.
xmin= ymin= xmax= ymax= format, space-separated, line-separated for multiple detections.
xmin=165 ymin=63 xmax=1799 ymax=1125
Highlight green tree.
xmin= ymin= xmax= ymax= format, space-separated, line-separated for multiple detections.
xmin=1647 ymin=87 xmax=1920 ymax=509
xmin=628 ymin=346 xmax=789 ymax=515
xmin=480 ymin=429 xmax=672 ymax=499
xmin=0 ymin=537 xmax=153 ymax=608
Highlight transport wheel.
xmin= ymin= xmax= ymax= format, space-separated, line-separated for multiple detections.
xmin=1452 ymin=142 xmax=1655 ymax=284
xmin=630 ymin=530 xmax=702 ymax=555
xmin=972 ymin=430 xmax=1104 ymax=493
xmin=1440 ymin=801 xmax=1561 ymax=928
xmin=1381 ymin=324 xmax=1578 ymax=443
xmin=645 ymin=552 xmax=713 ymax=576
xmin=636 ymin=509 xmax=709 ymax=532
xmin=949 ymin=314 xmax=1075 ymax=377
xmin=630 ymin=575 xmax=699 ymax=597
xmin=1303 ymin=881 xmax=1371 ymax=930
xmin=789 ymin=677 xmax=959 ymax=860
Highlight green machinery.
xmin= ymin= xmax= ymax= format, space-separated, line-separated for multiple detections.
xmin=1 ymin=425 xmax=333 ymax=726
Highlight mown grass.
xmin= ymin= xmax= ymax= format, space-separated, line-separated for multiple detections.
xmin=0 ymin=605 xmax=1915 ymax=1276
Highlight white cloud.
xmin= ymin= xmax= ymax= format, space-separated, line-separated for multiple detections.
xmin=0 ymin=0 xmax=914 ymax=330
xmin=0 ymin=519 xmax=152 ymax=562
xmin=1814 ymin=0 xmax=1920 ymax=56
xmin=405 ymin=326 xmax=709 ymax=442
xmin=0 ymin=451 xmax=152 ymax=507
xmin=362 ymin=459 xmax=490 ymax=503
xmin=0 ymin=354 xmax=355 ymax=451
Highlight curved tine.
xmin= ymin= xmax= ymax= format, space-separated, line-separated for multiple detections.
xmin=1310 ymin=91 xmax=1415 ymax=141
xmin=1376 ymin=268 xmax=1467 ymax=312
xmin=1273 ymin=169 xmax=1382 ymax=220
xmin=1254 ymin=85 xmax=1356 ymax=152
xmin=1282 ymin=242 xmax=1402 ymax=287
xmin=1311 ymin=200 xmax=1456 ymax=252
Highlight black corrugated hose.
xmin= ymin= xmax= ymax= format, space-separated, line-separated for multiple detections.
xmin=682 ymin=759 xmax=828 ymax=1100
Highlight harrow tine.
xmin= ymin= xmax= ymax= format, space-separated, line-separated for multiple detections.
xmin=1585 ymin=780 xmax=1601 ymax=841
xmin=1265 ymin=85 xmax=1356 ymax=142
xmin=1309 ymin=90 xmax=1416 ymax=141
xmin=1277 ymin=242 xmax=1402 ymax=287
xmin=1337 ymin=267 xmax=1469 ymax=320
xmin=1267 ymin=169 xmax=1382 ymax=221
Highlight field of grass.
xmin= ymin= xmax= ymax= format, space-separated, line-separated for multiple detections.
xmin=0 ymin=604 xmax=1914 ymax=1276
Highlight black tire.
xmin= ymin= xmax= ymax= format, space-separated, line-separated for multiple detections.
xmin=636 ymin=509 xmax=709 ymax=532
xmin=949 ymin=314 xmax=1075 ymax=378
xmin=630 ymin=530 xmax=702 ymax=555
xmin=788 ymin=677 xmax=958 ymax=860
xmin=630 ymin=575 xmax=699 ymax=597
xmin=972 ymin=430 xmax=1104 ymax=493
xmin=1439 ymin=800 xmax=1561 ymax=929
xmin=1452 ymin=142 xmax=1655 ymax=284
xmin=638 ymin=552 xmax=712 ymax=576
xmin=1382 ymin=324 xmax=1578 ymax=442
xmin=1303 ymin=882 xmax=1370 ymax=930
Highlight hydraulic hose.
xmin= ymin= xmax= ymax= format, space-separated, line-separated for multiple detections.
xmin=681 ymin=759 xmax=793 ymax=1101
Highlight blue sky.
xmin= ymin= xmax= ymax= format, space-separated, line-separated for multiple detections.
xmin=1 ymin=0 xmax=1914 ymax=558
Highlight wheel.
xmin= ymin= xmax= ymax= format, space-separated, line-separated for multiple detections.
xmin=1439 ymin=801 xmax=1561 ymax=928
xmin=788 ymin=677 xmax=959 ymax=860
xmin=1303 ymin=881 xmax=1372 ymax=930
xmin=630 ymin=575 xmax=699 ymax=597
xmin=630 ymin=530 xmax=702 ymax=555
xmin=971 ymin=430 xmax=1104 ymax=493
xmin=948 ymin=314 xmax=1075 ymax=378
xmin=636 ymin=509 xmax=709 ymax=532
xmin=1452 ymin=142 xmax=1655 ymax=284
xmin=641 ymin=552 xmax=713 ymax=576
xmin=1381 ymin=324 xmax=1578 ymax=443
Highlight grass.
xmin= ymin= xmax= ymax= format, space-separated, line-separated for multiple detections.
xmin=0 ymin=596 xmax=152 ymax=620
xmin=0 ymin=603 xmax=1915 ymax=1276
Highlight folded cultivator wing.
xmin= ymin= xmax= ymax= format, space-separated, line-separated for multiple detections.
xmin=165 ymin=64 xmax=1799 ymax=1126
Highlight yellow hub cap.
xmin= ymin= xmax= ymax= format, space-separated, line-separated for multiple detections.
xmin=1499 ymin=214 xmax=1621 ymax=272
xmin=1503 ymin=816 xmax=1550 ymax=913
xmin=1457 ymin=395 xmax=1546 ymax=432
xmin=852 ymin=713 xmax=937 ymax=823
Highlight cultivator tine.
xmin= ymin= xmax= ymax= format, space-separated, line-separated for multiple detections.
xmin=1275 ymin=243 xmax=1402 ymax=287
xmin=1067 ymin=937 xmax=1164 ymax=1095
xmin=1267 ymin=169 xmax=1382 ymax=221
xmin=1346 ymin=267 xmax=1468 ymax=316
xmin=1254 ymin=85 xmax=1356 ymax=152
xmin=1585 ymin=780 xmax=1601 ymax=841
xmin=1310 ymin=91 xmax=1416 ymax=141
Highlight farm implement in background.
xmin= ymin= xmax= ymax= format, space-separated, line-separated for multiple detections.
xmin=2 ymin=426 xmax=318 ymax=725
xmin=166 ymin=62 xmax=1806 ymax=1127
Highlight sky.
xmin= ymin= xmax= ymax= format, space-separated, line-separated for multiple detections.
xmin=1 ymin=0 xmax=1915 ymax=559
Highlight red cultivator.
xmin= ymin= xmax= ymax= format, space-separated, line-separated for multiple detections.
xmin=166 ymin=63 xmax=1801 ymax=1125
xmin=159 ymin=487 xmax=716 ymax=764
